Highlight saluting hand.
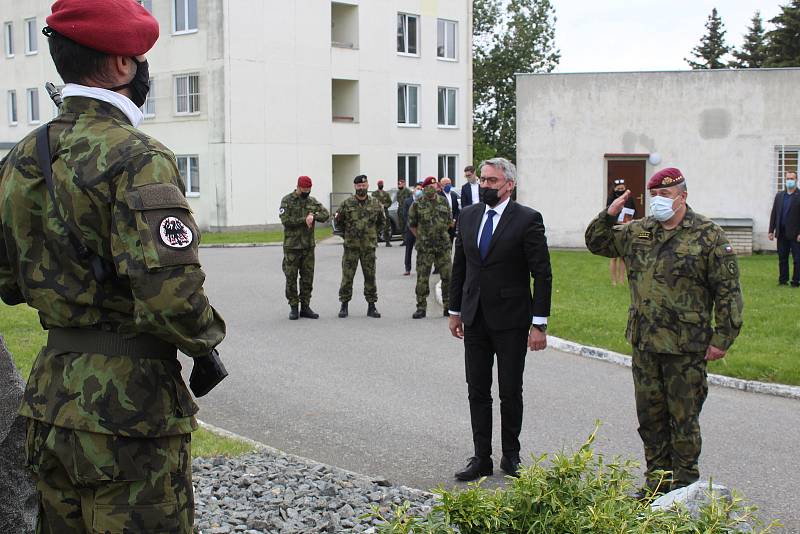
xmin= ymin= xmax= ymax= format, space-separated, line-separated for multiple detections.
xmin=607 ymin=190 xmax=632 ymax=218
xmin=705 ymin=345 xmax=726 ymax=361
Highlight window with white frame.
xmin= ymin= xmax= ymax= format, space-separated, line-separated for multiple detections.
xmin=27 ymin=88 xmax=39 ymax=123
xmin=7 ymin=90 xmax=17 ymax=125
xmin=138 ymin=0 xmax=153 ymax=12
xmin=175 ymin=73 xmax=199 ymax=114
xmin=176 ymin=155 xmax=200 ymax=196
xmin=775 ymin=145 xmax=799 ymax=191
xmin=437 ymin=87 xmax=457 ymax=127
xmin=438 ymin=155 xmax=458 ymax=181
xmin=397 ymin=154 xmax=420 ymax=185
xmin=437 ymin=19 xmax=457 ymax=60
xmin=141 ymin=78 xmax=155 ymax=117
xmin=25 ymin=18 xmax=37 ymax=54
xmin=397 ymin=13 xmax=418 ymax=55
xmin=173 ymin=0 xmax=198 ymax=33
xmin=397 ymin=83 xmax=419 ymax=126
xmin=4 ymin=22 xmax=13 ymax=57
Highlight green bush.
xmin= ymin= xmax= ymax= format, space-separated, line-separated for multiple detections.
xmin=368 ymin=427 xmax=778 ymax=533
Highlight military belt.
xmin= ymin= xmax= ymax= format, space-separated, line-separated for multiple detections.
xmin=47 ymin=328 xmax=177 ymax=360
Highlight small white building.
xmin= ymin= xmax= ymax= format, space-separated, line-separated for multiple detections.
xmin=516 ymin=68 xmax=800 ymax=252
xmin=1 ymin=0 xmax=473 ymax=230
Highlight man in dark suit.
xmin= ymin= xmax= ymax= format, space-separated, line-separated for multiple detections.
xmin=768 ymin=171 xmax=800 ymax=286
xmin=460 ymin=165 xmax=480 ymax=207
xmin=448 ymin=157 xmax=552 ymax=481
xmin=439 ymin=177 xmax=460 ymax=242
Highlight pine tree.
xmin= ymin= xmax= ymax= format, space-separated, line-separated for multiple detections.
xmin=730 ymin=11 xmax=767 ymax=68
xmin=765 ymin=0 xmax=800 ymax=67
xmin=685 ymin=8 xmax=731 ymax=69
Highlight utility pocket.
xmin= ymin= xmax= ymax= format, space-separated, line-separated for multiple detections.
xmin=93 ymin=501 xmax=179 ymax=533
xmin=677 ymin=311 xmax=712 ymax=353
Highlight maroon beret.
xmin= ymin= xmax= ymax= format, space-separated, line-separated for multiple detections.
xmin=377 ymin=179 xmax=384 ymax=185
xmin=46 ymin=0 xmax=159 ymax=56
xmin=297 ymin=176 xmax=312 ymax=188
xmin=421 ymin=176 xmax=437 ymax=188
xmin=647 ymin=167 xmax=685 ymax=190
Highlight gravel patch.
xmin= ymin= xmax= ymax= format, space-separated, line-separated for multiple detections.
xmin=193 ymin=452 xmax=437 ymax=533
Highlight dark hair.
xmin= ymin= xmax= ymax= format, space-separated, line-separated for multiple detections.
xmin=47 ymin=30 xmax=114 ymax=85
xmin=464 ymin=165 xmax=475 ymax=173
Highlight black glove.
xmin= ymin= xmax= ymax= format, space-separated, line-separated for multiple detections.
xmin=190 ymin=349 xmax=228 ymax=397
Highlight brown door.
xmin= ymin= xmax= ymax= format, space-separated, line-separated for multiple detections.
xmin=607 ymin=160 xmax=646 ymax=219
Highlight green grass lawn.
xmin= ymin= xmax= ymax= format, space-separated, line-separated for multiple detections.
xmin=550 ymin=250 xmax=800 ymax=386
xmin=200 ymin=227 xmax=332 ymax=245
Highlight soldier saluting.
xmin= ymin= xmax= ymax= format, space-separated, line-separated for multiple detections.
xmin=0 ymin=0 xmax=226 ymax=531
xmin=280 ymin=176 xmax=330 ymax=320
xmin=585 ymin=167 xmax=743 ymax=498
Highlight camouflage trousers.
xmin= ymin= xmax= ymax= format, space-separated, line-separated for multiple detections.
xmin=339 ymin=247 xmax=378 ymax=303
xmin=381 ymin=208 xmax=391 ymax=243
xmin=416 ymin=247 xmax=451 ymax=310
xmin=283 ymin=247 xmax=315 ymax=306
xmin=632 ymin=349 xmax=708 ymax=490
xmin=25 ymin=419 xmax=194 ymax=534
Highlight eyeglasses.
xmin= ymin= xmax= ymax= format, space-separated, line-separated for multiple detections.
xmin=479 ymin=176 xmax=504 ymax=186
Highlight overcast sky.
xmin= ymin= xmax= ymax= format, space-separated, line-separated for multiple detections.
xmin=551 ymin=1 xmax=784 ymax=72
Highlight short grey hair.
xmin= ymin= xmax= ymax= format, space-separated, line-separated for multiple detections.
xmin=479 ymin=158 xmax=517 ymax=182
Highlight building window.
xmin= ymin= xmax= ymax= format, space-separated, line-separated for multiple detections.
xmin=397 ymin=84 xmax=419 ymax=126
xmin=398 ymin=154 xmax=420 ymax=185
xmin=4 ymin=22 xmax=13 ymax=57
xmin=438 ymin=155 xmax=458 ymax=181
xmin=173 ymin=0 xmax=198 ymax=33
xmin=175 ymin=74 xmax=200 ymax=114
xmin=24 ymin=18 xmax=37 ymax=55
xmin=437 ymin=19 xmax=457 ymax=60
xmin=7 ymin=90 xmax=17 ymax=125
xmin=138 ymin=0 xmax=153 ymax=12
xmin=775 ymin=145 xmax=799 ymax=191
xmin=177 ymin=155 xmax=200 ymax=196
xmin=26 ymin=88 xmax=39 ymax=123
xmin=437 ymin=87 xmax=457 ymax=127
xmin=397 ymin=13 xmax=418 ymax=55
xmin=141 ymin=78 xmax=155 ymax=117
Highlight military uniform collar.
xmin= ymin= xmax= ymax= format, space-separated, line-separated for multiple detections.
xmin=59 ymin=95 xmax=136 ymax=126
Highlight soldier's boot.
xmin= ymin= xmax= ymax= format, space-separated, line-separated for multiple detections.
xmin=300 ymin=304 xmax=319 ymax=319
xmin=338 ymin=302 xmax=349 ymax=318
xmin=386 ymin=241 xmax=392 ymax=247
xmin=289 ymin=305 xmax=299 ymax=320
xmin=367 ymin=303 xmax=381 ymax=318
xmin=412 ymin=308 xmax=426 ymax=319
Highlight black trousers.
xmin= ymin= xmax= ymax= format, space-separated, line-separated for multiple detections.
xmin=777 ymin=235 xmax=800 ymax=285
xmin=464 ymin=306 xmax=528 ymax=459
xmin=404 ymin=230 xmax=416 ymax=273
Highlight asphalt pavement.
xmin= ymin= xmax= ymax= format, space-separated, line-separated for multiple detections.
xmin=189 ymin=239 xmax=800 ymax=531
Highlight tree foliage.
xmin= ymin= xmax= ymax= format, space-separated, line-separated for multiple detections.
xmin=685 ymin=8 xmax=731 ymax=69
xmin=473 ymin=0 xmax=560 ymax=163
xmin=765 ymin=0 xmax=800 ymax=67
xmin=730 ymin=11 xmax=768 ymax=68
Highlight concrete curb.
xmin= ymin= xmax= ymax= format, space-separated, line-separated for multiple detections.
xmin=199 ymin=236 xmax=343 ymax=249
xmin=434 ymin=283 xmax=800 ymax=401
xmin=197 ymin=420 xmax=434 ymax=497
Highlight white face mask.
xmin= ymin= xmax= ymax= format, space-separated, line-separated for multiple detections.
xmin=650 ymin=195 xmax=676 ymax=222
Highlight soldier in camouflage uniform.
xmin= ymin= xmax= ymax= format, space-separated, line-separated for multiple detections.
xmin=0 ymin=2 xmax=226 ymax=532
xmin=372 ymin=180 xmax=393 ymax=247
xmin=395 ymin=178 xmax=412 ymax=246
xmin=280 ymin=175 xmax=330 ymax=320
xmin=408 ymin=176 xmax=453 ymax=318
xmin=585 ymin=167 xmax=743 ymax=496
xmin=335 ymin=175 xmax=384 ymax=318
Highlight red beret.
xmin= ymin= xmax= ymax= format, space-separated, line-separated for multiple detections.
xmin=297 ymin=176 xmax=312 ymax=188
xmin=647 ymin=167 xmax=685 ymax=190
xmin=422 ymin=176 xmax=437 ymax=187
xmin=46 ymin=0 xmax=159 ymax=57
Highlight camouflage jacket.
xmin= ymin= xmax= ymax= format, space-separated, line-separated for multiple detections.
xmin=407 ymin=194 xmax=452 ymax=252
xmin=585 ymin=206 xmax=743 ymax=354
xmin=0 ymin=97 xmax=226 ymax=437
xmin=396 ymin=187 xmax=412 ymax=217
xmin=279 ymin=192 xmax=330 ymax=250
xmin=335 ymin=195 xmax=384 ymax=249
xmin=372 ymin=189 xmax=392 ymax=210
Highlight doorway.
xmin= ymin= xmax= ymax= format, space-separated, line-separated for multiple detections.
xmin=606 ymin=158 xmax=646 ymax=219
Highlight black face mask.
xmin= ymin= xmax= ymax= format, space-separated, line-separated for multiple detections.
xmin=378 ymin=185 xmax=384 ymax=190
xmin=110 ymin=58 xmax=150 ymax=108
xmin=480 ymin=187 xmax=501 ymax=207
xmin=355 ymin=189 xmax=368 ymax=197
xmin=398 ymin=184 xmax=405 ymax=189
xmin=613 ymin=190 xmax=624 ymax=198
xmin=300 ymin=192 xmax=310 ymax=199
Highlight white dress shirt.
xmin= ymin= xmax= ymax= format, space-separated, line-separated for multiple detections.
xmin=469 ymin=182 xmax=480 ymax=205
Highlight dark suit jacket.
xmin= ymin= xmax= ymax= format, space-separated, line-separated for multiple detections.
xmin=439 ymin=190 xmax=460 ymax=221
xmin=460 ymin=182 xmax=479 ymax=207
xmin=450 ymin=200 xmax=552 ymax=331
xmin=769 ymin=191 xmax=800 ymax=240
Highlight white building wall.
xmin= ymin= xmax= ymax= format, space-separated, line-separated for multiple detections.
xmin=516 ymin=69 xmax=800 ymax=251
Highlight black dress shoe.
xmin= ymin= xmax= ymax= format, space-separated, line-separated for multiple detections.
xmin=500 ymin=455 xmax=521 ymax=477
xmin=454 ymin=456 xmax=493 ymax=481
xmin=367 ymin=303 xmax=381 ymax=318
xmin=338 ymin=303 xmax=348 ymax=318
xmin=412 ymin=309 xmax=426 ymax=319
xmin=299 ymin=305 xmax=319 ymax=319
xmin=289 ymin=305 xmax=299 ymax=320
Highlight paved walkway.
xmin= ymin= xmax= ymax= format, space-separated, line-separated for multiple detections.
xmin=191 ymin=241 xmax=799 ymax=531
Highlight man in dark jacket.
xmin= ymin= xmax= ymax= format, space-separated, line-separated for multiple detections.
xmin=769 ymin=172 xmax=800 ymax=286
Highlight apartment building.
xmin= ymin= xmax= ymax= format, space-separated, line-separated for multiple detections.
xmin=0 ymin=0 xmax=473 ymax=230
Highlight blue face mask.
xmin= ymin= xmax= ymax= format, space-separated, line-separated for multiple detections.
xmin=787 ymin=179 xmax=797 ymax=190
xmin=414 ymin=190 xmax=423 ymax=200
xmin=444 ymin=184 xmax=452 ymax=193
xmin=650 ymin=195 xmax=676 ymax=222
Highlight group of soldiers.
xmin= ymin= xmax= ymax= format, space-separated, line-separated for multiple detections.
xmin=280 ymin=174 xmax=457 ymax=320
